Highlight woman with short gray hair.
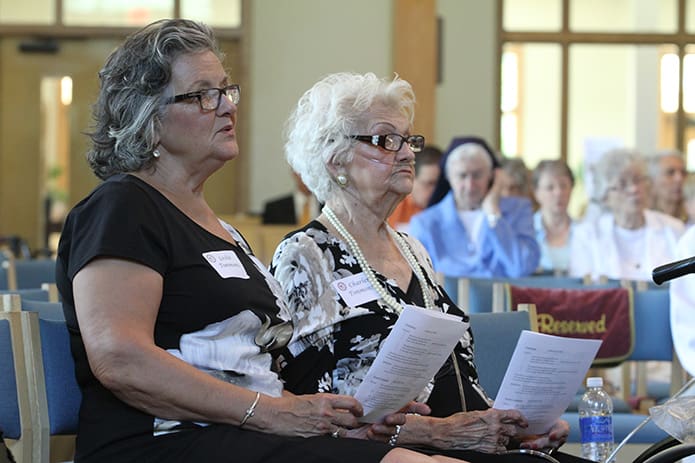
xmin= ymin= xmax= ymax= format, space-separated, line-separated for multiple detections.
xmin=570 ymin=148 xmax=685 ymax=281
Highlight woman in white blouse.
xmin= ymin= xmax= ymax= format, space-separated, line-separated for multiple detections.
xmin=569 ymin=149 xmax=685 ymax=282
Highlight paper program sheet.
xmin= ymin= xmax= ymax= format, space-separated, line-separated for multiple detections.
xmin=493 ymin=330 xmax=601 ymax=435
xmin=354 ymin=305 xmax=467 ymax=422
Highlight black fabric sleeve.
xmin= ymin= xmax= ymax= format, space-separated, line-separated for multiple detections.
xmin=63 ymin=179 xmax=170 ymax=280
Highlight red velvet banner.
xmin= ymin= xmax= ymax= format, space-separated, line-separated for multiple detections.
xmin=508 ymin=285 xmax=635 ymax=365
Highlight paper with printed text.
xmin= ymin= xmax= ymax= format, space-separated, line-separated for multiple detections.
xmin=354 ymin=305 xmax=467 ymax=422
xmin=493 ymin=330 xmax=602 ymax=434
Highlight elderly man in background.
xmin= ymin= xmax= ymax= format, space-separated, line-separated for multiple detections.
xmin=409 ymin=140 xmax=539 ymax=278
xmin=262 ymin=171 xmax=321 ymax=225
xmin=388 ymin=145 xmax=442 ymax=231
xmin=647 ymin=149 xmax=687 ymax=221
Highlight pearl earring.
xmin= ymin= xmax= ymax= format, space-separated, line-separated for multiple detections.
xmin=336 ymin=174 xmax=348 ymax=186
xmin=152 ymin=149 xmax=161 ymax=158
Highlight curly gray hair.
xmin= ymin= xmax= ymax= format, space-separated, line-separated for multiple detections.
xmin=591 ymin=148 xmax=647 ymax=201
xmin=87 ymin=19 xmax=223 ymax=180
xmin=284 ymin=72 xmax=416 ymax=203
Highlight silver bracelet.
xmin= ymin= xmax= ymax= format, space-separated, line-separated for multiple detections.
xmin=388 ymin=424 xmax=402 ymax=446
xmin=239 ymin=391 xmax=261 ymax=427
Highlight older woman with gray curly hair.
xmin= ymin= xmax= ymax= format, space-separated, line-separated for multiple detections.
xmin=269 ymin=72 xmax=583 ymax=463
xmin=569 ymin=148 xmax=685 ymax=281
xmin=56 ymin=20 xmax=458 ymax=463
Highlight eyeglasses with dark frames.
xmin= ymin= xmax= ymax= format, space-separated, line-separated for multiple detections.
xmin=167 ymin=84 xmax=240 ymax=111
xmin=351 ymin=134 xmax=425 ymax=153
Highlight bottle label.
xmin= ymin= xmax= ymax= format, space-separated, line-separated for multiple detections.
xmin=579 ymin=416 xmax=614 ymax=443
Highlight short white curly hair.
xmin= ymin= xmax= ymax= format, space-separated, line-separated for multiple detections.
xmin=592 ymin=148 xmax=647 ymax=201
xmin=284 ymin=72 xmax=416 ymax=203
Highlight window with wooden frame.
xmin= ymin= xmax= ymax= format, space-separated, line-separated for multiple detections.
xmin=0 ymin=0 xmax=241 ymax=30
xmin=498 ymin=0 xmax=695 ymax=213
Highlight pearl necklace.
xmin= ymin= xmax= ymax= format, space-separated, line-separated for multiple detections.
xmin=323 ymin=206 xmax=434 ymax=313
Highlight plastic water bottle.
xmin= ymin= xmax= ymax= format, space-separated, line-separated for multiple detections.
xmin=579 ymin=377 xmax=614 ymax=462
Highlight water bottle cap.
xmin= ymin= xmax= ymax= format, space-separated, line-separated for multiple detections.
xmin=587 ymin=377 xmax=603 ymax=388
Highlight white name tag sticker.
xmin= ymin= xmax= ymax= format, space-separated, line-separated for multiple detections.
xmin=332 ymin=272 xmax=380 ymax=307
xmin=202 ymin=251 xmax=249 ymax=279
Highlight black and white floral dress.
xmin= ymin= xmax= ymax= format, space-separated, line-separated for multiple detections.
xmin=270 ymin=220 xmax=492 ymax=416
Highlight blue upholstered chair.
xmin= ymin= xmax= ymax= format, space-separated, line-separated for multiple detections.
xmin=36 ymin=317 xmax=81 ymax=461
xmin=0 ymin=288 xmax=51 ymax=303
xmin=2 ymin=294 xmax=79 ymax=462
xmin=443 ymin=277 xmax=504 ymax=314
xmin=465 ymin=289 xmax=672 ymax=448
xmin=21 ymin=299 xmax=65 ymax=321
xmin=0 ymin=311 xmax=35 ymax=463
xmin=622 ymin=288 xmax=684 ymax=403
xmin=468 ymin=309 xmax=534 ymax=397
xmin=443 ymin=275 xmax=624 ymax=314
xmin=561 ymin=287 xmax=680 ymax=446
xmin=20 ymin=299 xmax=80 ymax=462
xmin=14 ymin=258 xmax=56 ymax=290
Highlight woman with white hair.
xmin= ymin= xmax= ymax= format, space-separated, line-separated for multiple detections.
xmin=270 ymin=73 xmax=581 ymax=463
xmin=408 ymin=140 xmax=539 ymax=278
xmin=569 ymin=149 xmax=685 ymax=281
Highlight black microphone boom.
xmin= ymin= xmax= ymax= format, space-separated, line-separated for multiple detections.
xmin=652 ymin=255 xmax=695 ymax=285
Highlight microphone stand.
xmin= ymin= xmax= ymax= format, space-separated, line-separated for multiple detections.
xmin=605 ymin=377 xmax=695 ymax=463
xmin=652 ymin=255 xmax=695 ymax=285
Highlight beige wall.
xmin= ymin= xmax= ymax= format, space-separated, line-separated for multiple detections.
xmin=246 ymin=0 xmax=498 ymax=212
xmin=246 ymin=0 xmax=394 ymax=213
xmin=0 ymin=1 xmax=500 ymax=247
xmin=436 ymin=0 xmax=498 ymax=153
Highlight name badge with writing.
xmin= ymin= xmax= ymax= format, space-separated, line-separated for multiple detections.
xmin=332 ymin=272 xmax=380 ymax=307
xmin=203 ymin=251 xmax=249 ymax=279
